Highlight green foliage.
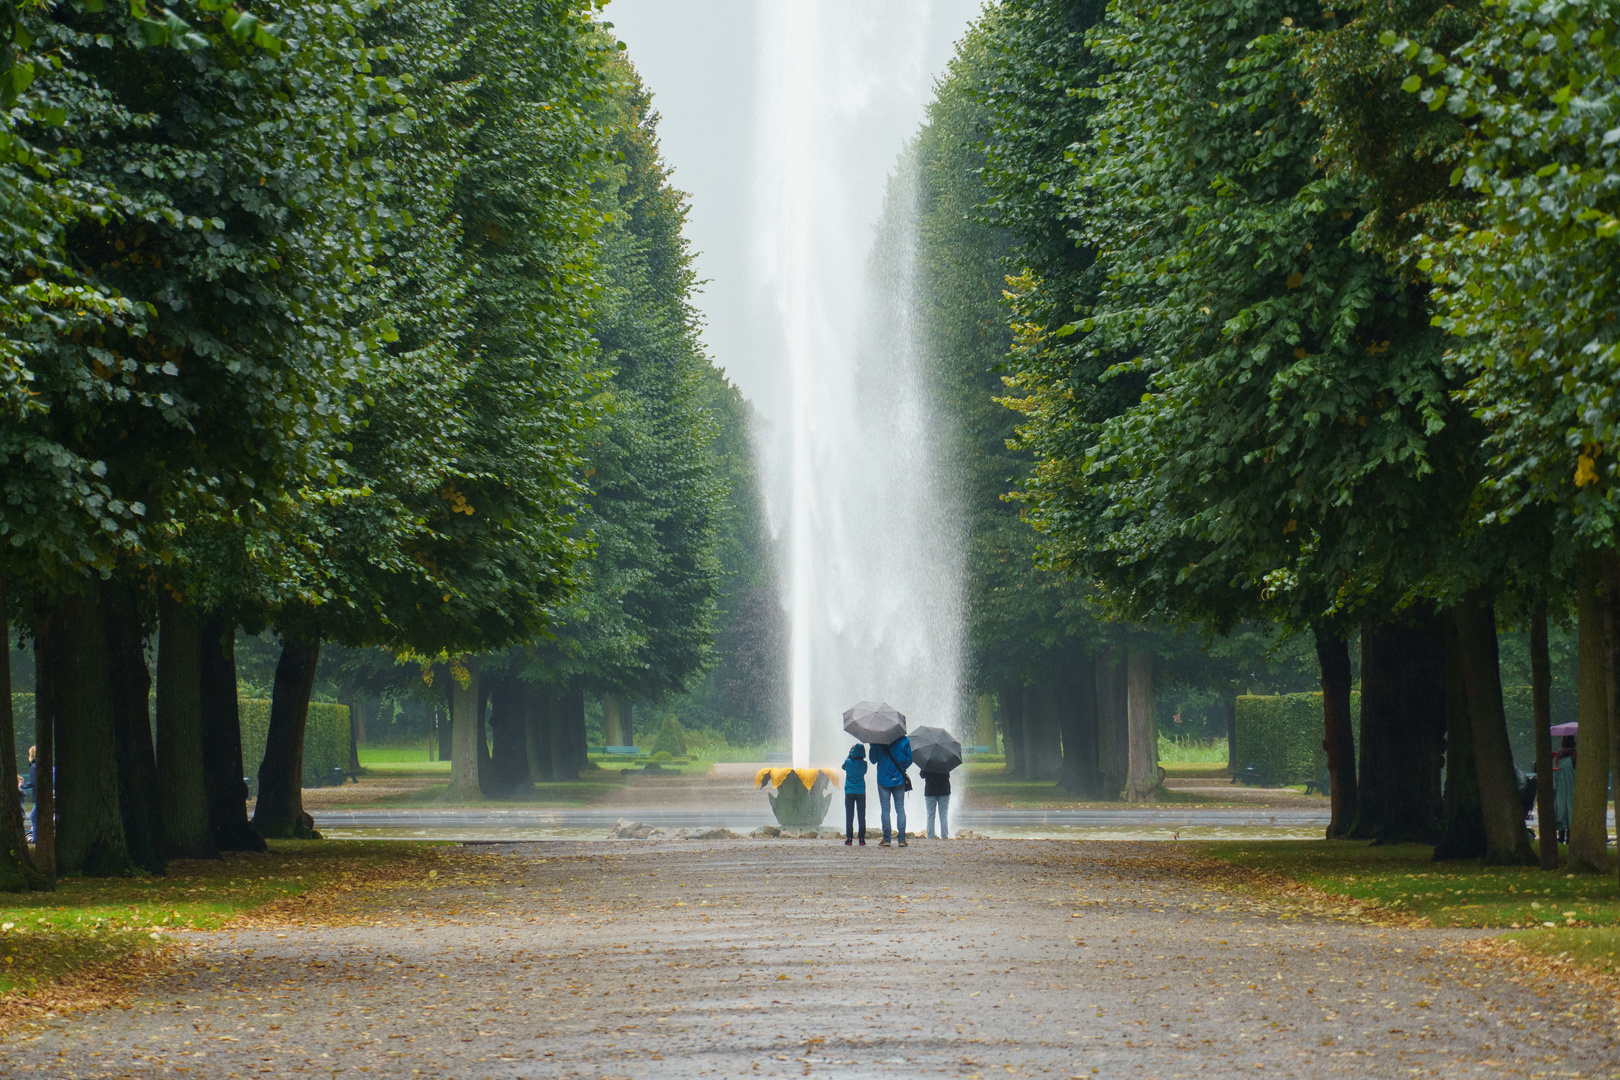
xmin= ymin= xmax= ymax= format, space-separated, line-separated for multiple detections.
xmin=650 ymin=715 xmax=686 ymax=757
xmin=524 ymin=53 xmax=726 ymax=703
xmin=239 ymin=698 xmax=350 ymax=785
xmin=1392 ymin=0 xmax=1620 ymax=546
xmin=1234 ymin=692 xmax=1361 ymax=785
xmin=650 ymin=749 xmax=673 ymax=763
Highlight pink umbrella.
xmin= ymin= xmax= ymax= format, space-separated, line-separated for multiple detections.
xmin=1550 ymin=722 xmax=1579 ymax=737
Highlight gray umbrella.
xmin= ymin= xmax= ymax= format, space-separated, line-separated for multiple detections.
xmin=909 ymin=726 xmax=962 ymax=773
xmin=842 ymin=701 xmax=907 ymax=744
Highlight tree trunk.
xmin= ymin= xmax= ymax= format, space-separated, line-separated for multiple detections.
xmin=445 ymin=657 xmax=483 ymax=801
xmin=1314 ymin=625 xmax=1358 ymax=838
xmin=997 ymin=683 xmax=1024 ymax=778
xmin=252 ymin=633 xmax=322 ymax=839
xmin=1435 ymin=608 xmax=1486 ymax=861
xmin=1454 ymin=593 xmax=1536 ymax=863
xmin=1059 ymin=656 xmax=1098 ymax=795
xmin=1530 ymin=602 xmax=1557 ymax=870
xmin=348 ymin=701 xmax=363 ymax=776
xmin=525 ymin=682 xmax=552 ymax=784
xmin=973 ymin=693 xmax=996 ymax=750
xmin=32 ymin=610 xmax=57 ymax=884
xmin=437 ymin=695 xmax=453 ymax=762
xmin=156 ymin=596 xmax=218 ymax=860
xmin=549 ymin=683 xmax=585 ymax=780
xmin=1024 ymin=684 xmax=1063 ymax=782
xmin=104 ymin=578 xmax=164 ymax=873
xmin=1126 ymin=645 xmax=1157 ymax=802
xmin=0 ymin=575 xmax=43 ymax=891
xmin=624 ymin=699 xmax=635 ymax=748
xmin=1568 ymin=553 xmax=1611 ymax=872
xmin=475 ymin=678 xmax=492 ymax=794
xmin=1096 ymin=649 xmax=1130 ymax=799
xmin=199 ymin=614 xmax=264 ymax=853
xmin=602 ymin=692 xmax=624 ymax=747
xmin=1348 ymin=609 xmax=1446 ymax=844
xmin=1608 ymin=555 xmax=1620 ymax=893
xmin=486 ymin=676 xmax=530 ymax=796
xmin=1224 ymin=687 xmax=1238 ymax=775
xmin=55 ymin=590 xmax=130 ymax=876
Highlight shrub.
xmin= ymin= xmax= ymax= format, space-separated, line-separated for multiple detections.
xmin=651 ymin=750 xmax=674 ymax=763
xmin=1234 ymin=692 xmax=1360 ymax=786
xmin=238 ymin=699 xmax=351 ymax=785
xmin=651 ymin=716 xmax=687 ymax=757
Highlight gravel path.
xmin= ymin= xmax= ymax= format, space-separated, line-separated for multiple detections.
xmin=3 ymin=840 xmax=1615 ymax=1079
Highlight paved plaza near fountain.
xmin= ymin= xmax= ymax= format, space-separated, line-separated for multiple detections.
xmin=3 ymin=838 xmax=1615 ymax=1079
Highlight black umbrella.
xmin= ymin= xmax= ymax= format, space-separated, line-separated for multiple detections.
xmin=842 ymin=700 xmax=907 ymax=744
xmin=909 ymin=725 xmax=962 ymax=773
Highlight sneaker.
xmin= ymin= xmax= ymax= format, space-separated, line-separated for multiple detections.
xmin=879 ymin=839 xmax=891 ymax=847
xmin=898 ymin=839 xmax=909 ymax=847
xmin=844 ymin=839 xmax=852 ymax=846
xmin=858 ymin=839 xmax=866 ymax=846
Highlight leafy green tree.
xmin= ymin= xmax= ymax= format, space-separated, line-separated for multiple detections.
xmin=1385 ymin=0 xmax=1620 ymax=872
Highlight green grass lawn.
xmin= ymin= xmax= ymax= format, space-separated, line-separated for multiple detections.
xmin=1202 ymin=840 xmax=1620 ymax=977
xmin=0 ymin=840 xmax=435 ymax=995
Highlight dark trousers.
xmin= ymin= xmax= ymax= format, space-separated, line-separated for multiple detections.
xmin=844 ymin=793 xmax=866 ymax=841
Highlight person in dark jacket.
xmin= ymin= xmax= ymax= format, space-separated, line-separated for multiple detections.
xmin=872 ymin=735 xmax=912 ymax=847
xmin=922 ymin=767 xmax=951 ymax=839
xmin=842 ymin=745 xmax=868 ymax=846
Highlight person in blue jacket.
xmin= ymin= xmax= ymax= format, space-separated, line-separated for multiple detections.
xmin=871 ymin=734 xmax=912 ymax=847
xmin=841 ymin=745 xmax=868 ymax=846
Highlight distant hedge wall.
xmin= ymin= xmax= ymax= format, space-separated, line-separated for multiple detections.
xmin=8 ymin=693 xmax=348 ymax=786
xmin=1234 ymin=692 xmax=1361 ymax=787
xmin=239 ymin=699 xmax=350 ymax=785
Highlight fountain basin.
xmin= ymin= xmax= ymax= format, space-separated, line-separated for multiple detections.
xmin=755 ymin=767 xmax=839 ymax=829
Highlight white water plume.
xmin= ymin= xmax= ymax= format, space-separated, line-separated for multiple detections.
xmin=755 ymin=2 xmax=967 ymax=778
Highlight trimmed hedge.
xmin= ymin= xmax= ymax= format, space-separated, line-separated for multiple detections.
xmin=1234 ymin=692 xmax=1360 ymax=786
xmin=8 ymin=692 xmax=348 ymax=786
xmin=239 ymin=699 xmax=350 ymax=785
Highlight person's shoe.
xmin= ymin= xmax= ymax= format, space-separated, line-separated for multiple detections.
xmin=844 ymin=838 xmax=852 ymax=846
xmin=898 ymin=838 xmax=909 ymax=847
xmin=858 ymin=839 xmax=866 ymax=846
xmin=879 ymin=839 xmax=891 ymax=847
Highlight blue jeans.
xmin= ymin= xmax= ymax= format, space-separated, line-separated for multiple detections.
xmin=878 ymin=785 xmax=906 ymax=841
xmin=844 ymin=793 xmax=866 ymax=840
xmin=926 ymin=794 xmax=950 ymax=839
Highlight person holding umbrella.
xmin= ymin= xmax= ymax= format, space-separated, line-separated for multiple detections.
xmin=842 ymin=701 xmax=912 ymax=848
xmin=872 ymin=734 xmax=912 ymax=847
xmin=909 ymin=726 xmax=963 ymax=840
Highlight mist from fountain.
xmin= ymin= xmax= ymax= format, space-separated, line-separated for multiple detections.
xmin=756 ymin=2 xmax=966 ymax=805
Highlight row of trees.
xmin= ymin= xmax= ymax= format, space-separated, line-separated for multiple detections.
xmin=895 ymin=6 xmax=1324 ymax=801
xmin=0 ymin=0 xmax=770 ymax=885
xmin=916 ymin=0 xmax=1616 ymax=873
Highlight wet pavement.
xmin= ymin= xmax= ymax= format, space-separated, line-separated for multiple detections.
xmin=2 ymin=840 xmax=1614 ymax=1079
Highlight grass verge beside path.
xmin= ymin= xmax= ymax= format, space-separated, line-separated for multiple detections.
xmin=1202 ymin=839 xmax=1620 ymax=978
xmin=0 ymin=840 xmax=439 ymax=1000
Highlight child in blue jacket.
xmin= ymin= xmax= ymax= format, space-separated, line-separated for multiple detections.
xmin=842 ymin=744 xmax=868 ymax=845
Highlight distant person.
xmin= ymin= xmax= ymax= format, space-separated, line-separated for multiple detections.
xmin=922 ymin=765 xmax=950 ymax=839
xmin=1553 ymin=734 xmax=1576 ymax=845
xmin=20 ymin=746 xmax=36 ymax=844
xmin=872 ymin=734 xmax=912 ymax=848
xmin=842 ymin=744 xmax=868 ymax=846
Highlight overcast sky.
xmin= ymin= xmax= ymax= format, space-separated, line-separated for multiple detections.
xmin=601 ymin=0 xmax=986 ymax=430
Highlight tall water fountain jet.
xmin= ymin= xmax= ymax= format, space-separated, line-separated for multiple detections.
xmin=756 ymin=2 xmax=967 ymax=790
